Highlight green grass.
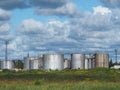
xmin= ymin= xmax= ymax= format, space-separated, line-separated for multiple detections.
xmin=0 ymin=68 xmax=119 ymax=90
xmin=0 ymin=81 xmax=120 ymax=90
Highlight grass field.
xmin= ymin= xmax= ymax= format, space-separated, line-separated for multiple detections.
xmin=0 ymin=68 xmax=119 ymax=90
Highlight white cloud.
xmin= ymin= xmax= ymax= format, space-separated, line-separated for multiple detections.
xmin=16 ymin=19 xmax=43 ymax=34
xmin=99 ymin=0 xmax=120 ymax=8
xmin=93 ymin=6 xmax=111 ymax=15
xmin=12 ymin=7 xmax=120 ymax=59
xmin=0 ymin=23 xmax=10 ymax=34
xmin=35 ymin=2 xmax=80 ymax=17
xmin=1 ymin=0 xmax=120 ymax=61
xmin=0 ymin=8 xmax=11 ymax=20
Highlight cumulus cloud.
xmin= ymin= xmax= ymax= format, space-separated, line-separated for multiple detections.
xmin=35 ymin=2 xmax=80 ymax=17
xmin=15 ymin=19 xmax=72 ymax=55
xmin=0 ymin=0 xmax=29 ymax=10
xmin=16 ymin=19 xmax=43 ymax=34
xmin=13 ymin=6 xmax=120 ymax=59
xmin=93 ymin=6 xmax=111 ymax=15
xmin=0 ymin=0 xmax=80 ymax=17
xmin=0 ymin=23 xmax=10 ymax=35
xmin=99 ymin=0 xmax=120 ymax=8
xmin=1 ymin=10 xmax=120 ymax=59
xmin=1 ymin=0 xmax=120 ymax=60
xmin=0 ymin=8 xmax=11 ymax=21
xmin=66 ymin=8 xmax=120 ymax=55
xmin=29 ymin=0 xmax=69 ymax=9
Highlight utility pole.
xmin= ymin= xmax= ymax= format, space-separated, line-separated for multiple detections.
xmin=5 ymin=41 xmax=8 ymax=61
xmin=27 ymin=52 xmax=29 ymax=58
xmin=5 ymin=41 xmax=9 ymax=68
xmin=115 ymin=49 xmax=117 ymax=64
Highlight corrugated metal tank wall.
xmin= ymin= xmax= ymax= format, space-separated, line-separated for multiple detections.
xmin=30 ymin=59 xmax=39 ymax=70
xmin=95 ymin=53 xmax=109 ymax=68
xmin=1 ymin=60 xmax=14 ymax=69
xmin=43 ymin=54 xmax=64 ymax=70
xmin=64 ymin=59 xmax=71 ymax=69
xmin=39 ymin=58 xmax=43 ymax=69
xmin=85 ymin=58 xmax=89 ymax=69
xmin=71 ymin=54 xmax=85 ymax=69
xmin=24 ymin=57 xmax=43 ymax=70
xmin=85 ymin=55 xmax=95 ymax=69
xmin=24 ymin=57 xmax=30 ymax=70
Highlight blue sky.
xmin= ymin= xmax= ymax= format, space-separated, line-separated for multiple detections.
xmin=73 ymin=0 xmax=102 ymax=12
xmin=0 ymin=0 xmax=120 ymax=62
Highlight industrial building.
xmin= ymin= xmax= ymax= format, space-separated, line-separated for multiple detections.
xmin=0 ymin=60 xmax=14 ymax=70
xmin=64 ymin=59 xmax=71 ymax=69
xmin=24 ymin=57 xmax=43 ymax=70
xmin=0 ymin=38 xmax=110 ymax=70
xmin=85 ymin=55 xmax=95 ymax=69
xmin=0 ymin=53 xmax=110 ymax=70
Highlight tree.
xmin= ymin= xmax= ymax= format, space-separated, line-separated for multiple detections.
xmin=13 ymin=60 xmax=24 ymax=69
xmin=109 ymin=59 xmax=113 ymax=68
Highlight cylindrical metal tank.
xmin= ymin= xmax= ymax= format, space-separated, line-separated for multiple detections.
xmin=1 ymin=60 xmax=14 ymax=69
xmin=24 ymin=57 xmax=30 ymax=70
xmin=30 ymin=59 xmax=39 ymax=70
xmin=24 ymin=57 xmax=43 ymax=70
xmin=85 ymin=58 xmax=89 ymax=69
xmin=43 ymin=54 xmax=64 ymax=70
xmin=85 ymin=55 xmax=95 ymax=69
xmin=95 ymin=53 xmax=109 ymax=68
xmin=39 ymin=58 xmax=43 ymax=69
xmin=64 ymin=59 xmax=71 ymax=69
xmin=91 ymin=59 xmax=95 ymax=68
xmin=71 ymin=54 xmax=85 ymax=69
xmin=88 ymin=59 xmax=92 ymax=69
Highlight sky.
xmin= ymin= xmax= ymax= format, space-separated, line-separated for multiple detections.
xmin=0 ymin=0 xmax=120 ymax=62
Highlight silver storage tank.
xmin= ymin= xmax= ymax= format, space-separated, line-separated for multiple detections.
xmin=64 ymin=59 xmax=71 ymax=69
xmin=91 ymin=58 xmax=95 ymax=68
xmin=95 ymin=53 xmax=109 ymax=68
xmin=43 ymin=54 xmax=64 ymax=70
xmin=71 ymin=53 xmax=85 ymax=69
xmin=85 ymin=55 xmax=95 ymax=69
xmin=30 ymin=59 xmax=39 ymax=70
xmin=24 ymin=57 xmax=43 ymax=70
xmin=24 ymin=57 xmax=30 ymax=70
xmin=39 ymin=58 xmax=43 ymax=69
xmin=88 ymin=59 xmax=92 ymax=69
xmin=1 ymin=60 xmax=14 ymax=69
xmin=85 ymin=58 xmax=89 ymax=69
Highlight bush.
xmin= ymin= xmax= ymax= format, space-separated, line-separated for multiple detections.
xmin=34 ymin=79 xmax=44 ymax=85
xmin=2 ymin=69 xmax=16 ymax=73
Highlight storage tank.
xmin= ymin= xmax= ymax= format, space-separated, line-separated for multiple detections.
xmin=39 ymin=58 xmax=43 ymax=69
xmin=24 ymin=57 xmax=42 ymax=70
xmin=85 ymin=58 xmax=89 ymax=69
xmin=30 ymin=59 xmax=39 ymax=70
xmin=85 ymin=55 xmax=95 ymax=69
xmin=1 ymin=60 xmax=14 ymax=69
xmin=95 ymin=53 xmax=109 ymax=68
xmin=88 ymin=59 xmax=92 ymax=69
xmin=24 ymin=57 xmax=30 ymax=70
xmin=64 ymin=59 xmax=71 ymax=69
xmin=43 ymin=54 xmax=64 ymax=70
xmin=71 ymin=53 xmax=85 ymax=69
xmin=91 ymin=58 xmax=95 ymax=68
